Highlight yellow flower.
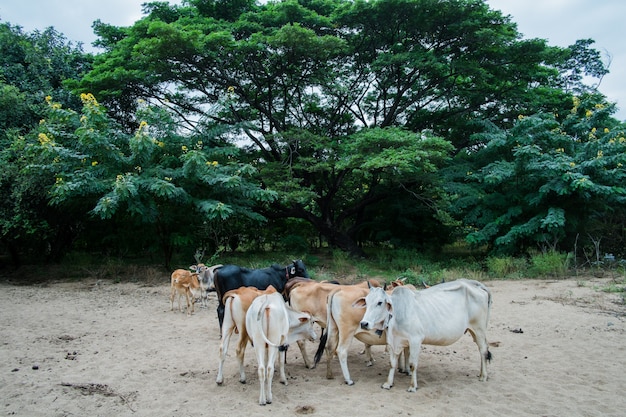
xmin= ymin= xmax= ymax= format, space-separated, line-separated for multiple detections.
xmin=157 ymin=141 xmax=165 ymax=148
xmin=517 ymin=114 xmax=524 ymax=120
xmin=556 ymin=148 xmax=564 ymax=153
xmin=585 ymin=110 xmax=593 ymax=118
xmin=116 ymin=174 xmax=124 ymax=182
xmin=135 ymin=166 xmax=142 ymax=172
xmin=597 ymin=150 xmax=603 ymax=158
xmin=38 ymin=133 xmax=51 ymax=145
xmin=55 ymin=177 xmax=63 ymax=184
xmin=569 ymin=162 xmax=576 ymax=168
xmin=45 ymin=96 xmax=52 ymax=103
xmin=165 ymin=177 xmax=172 ymax=181
xmin=604 ymin=128 xmax=610 ymax=133
xmin=80 ymin=93 xmax=99 ymax=107
xmin=92 ymin=161 xmax=98 ymax=166
xmin=227 ymin=86 xmax=235 ymax=94
xmin=181 ymin=145 xmax=188 ymax=152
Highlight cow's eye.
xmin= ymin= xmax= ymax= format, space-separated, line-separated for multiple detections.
xmin=377 ymin=301 xmax=383 ymax=306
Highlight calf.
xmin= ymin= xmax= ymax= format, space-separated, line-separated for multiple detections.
xmin=357 ymin=279 xmax=492 ymax=392
xmin=246 ymin=292 xmax=317 ymax=405
xmin=170 ymin=269 xmax=200 ymax=316
xmin=215 ymin=286 xmax=278 ymax=385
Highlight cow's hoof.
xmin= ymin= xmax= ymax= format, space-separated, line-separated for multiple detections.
xmin=216 ymin=380 xmax=223 ymax=386
xmin=382 ymin=383 xmax=392 ymax=390
xmin=407 ymin=387 xmax=417 ymax=393
xmin=345 ymin=380 xmax=355 ymax=386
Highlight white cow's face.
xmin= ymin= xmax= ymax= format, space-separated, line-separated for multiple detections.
xmin=357 ymin=287 xmax=390 ymax=333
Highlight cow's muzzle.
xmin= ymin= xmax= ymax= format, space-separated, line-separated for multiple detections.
xmin=360 ymin=321 xmax=369 ymax=330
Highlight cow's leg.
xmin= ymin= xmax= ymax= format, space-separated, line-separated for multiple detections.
xmin=467 ymin=327 xmax=490 ymax=381
xmin=170 ymin=287 xmax=175 ymax=311
xmin=382 ymin=347 xmax=400 ymax=390
xmin=363 ymin=344 xmax=374 ymax=367
xmin=336 ymin=330 xmax=356 ymax=385
xmin=266 ymin=346 xmax=278 ymax=405
xmin=236 ymin=334 xmax=248 ymax=384
xmin=185 ymin=290 xmax=193 ymax=316
xmin=297 ymin=340 xmax=312 ymax=369
xmin=216 ymin=311 xmax=236 ymax=385
xmin=278 ymin=349 xmax=288 ymax=385
xmin=405 ymin=343 xmax=422 ymax=392
xmin=399 ymin=347 xmax=410 ymax=375
xmin=257 ymin=347 xmax=267 ymax=405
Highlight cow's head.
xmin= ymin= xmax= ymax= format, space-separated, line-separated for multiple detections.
xmin=288 ymin=259 xmax=309 ymax=279
xmin=355 ymin=287 xmax=392 ymax=336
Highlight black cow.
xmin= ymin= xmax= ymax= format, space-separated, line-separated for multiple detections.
xmin=213 ymin=260 xmax=309 ymax=330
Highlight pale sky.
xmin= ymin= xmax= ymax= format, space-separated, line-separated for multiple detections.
xmin=1 ymin=0 xmax=624 ymax=120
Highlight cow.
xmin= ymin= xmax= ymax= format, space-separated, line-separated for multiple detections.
xmin=356 ymin=279 xmax=492 ymax=392
xmin=245 ymin=292 xmax=317 ymax=405
xmin=213 ymin=260 xmax=309 ymax=330
xmin=170 ymin=269 xmax=200 ymax=315
xmin=189 ymin=263 xmax=222 ymax=307
xmin=287 ymin=279 xmax=381 ymax=369
xmin=313 ymin=281 xmax=408 ymax=385
xmin=215 ymin=285 xmax=278 ymax=385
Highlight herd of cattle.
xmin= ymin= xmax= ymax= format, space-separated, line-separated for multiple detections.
xmin=169 ymin=260 xmax=493 ymax=405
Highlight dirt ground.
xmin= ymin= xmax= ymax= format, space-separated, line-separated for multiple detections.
xmin=1 ymin=274 xmax=625 ymax=416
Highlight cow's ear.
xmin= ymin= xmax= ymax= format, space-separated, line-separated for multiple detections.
xmin=290 ymin=266 xmax=296 ymax=275
xmin=190 ymin=265 xmax=198 ymax=271
xmin=386 ymin=299 xmax=393 ymax=313
xmin=352 ymin=297 xmax=367 ymax=308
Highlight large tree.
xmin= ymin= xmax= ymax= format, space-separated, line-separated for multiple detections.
xmin=75 ymin=0 xmax=608 ymax=256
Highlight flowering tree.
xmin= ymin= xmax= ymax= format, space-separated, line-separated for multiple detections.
xmin=449 ymin=93 xmax=626 ymax=256
xmin=21 ymin=93 xmax=276 ymax=266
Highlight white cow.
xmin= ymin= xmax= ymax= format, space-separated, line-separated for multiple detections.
xmin=246 ymin=292 xmax=317 ymax=405
xmin=356 ymin=279 xmax=492 ymax=392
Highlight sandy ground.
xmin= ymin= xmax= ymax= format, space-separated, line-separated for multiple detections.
xmin=1 ymin=275 xmax=625 ymax=417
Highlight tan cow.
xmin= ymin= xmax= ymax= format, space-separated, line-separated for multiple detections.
xmin=215 ymin=285 xmax=278 ymax=385
xmin=287 ymin=279 xmax=381 ymax=369
xmin=314 ymin=282 xmax=410 ymax=385
xmin=170 ymin=269 xmax=200 ymax=316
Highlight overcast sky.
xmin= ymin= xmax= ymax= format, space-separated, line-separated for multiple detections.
xmin=1 ymin=0 xmax=624 ymax=120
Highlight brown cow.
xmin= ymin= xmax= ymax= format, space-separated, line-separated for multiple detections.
xmin=170 ymin=269 xmax=200 ymax=316
xmin=287 ymin=279 xmax=383 ymax=369
xmin=314 ymin=282 xmax=410 ymax=385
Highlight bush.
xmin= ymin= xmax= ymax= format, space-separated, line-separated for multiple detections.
xmin=486 ymin=256 xmax=527 ymax=278
xmin=528 ymin=251 xmax=570 ymax=277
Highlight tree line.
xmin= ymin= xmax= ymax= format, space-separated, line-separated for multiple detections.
xmin=1 ymin=0 xmax=624 ymax=269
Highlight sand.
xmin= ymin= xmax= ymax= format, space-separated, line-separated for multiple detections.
xmin=1 ymin=275 xmax=625 ymax=416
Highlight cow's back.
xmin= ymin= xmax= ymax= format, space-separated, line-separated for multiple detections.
xmin=215 ymin=264 xmax=287 ymax=301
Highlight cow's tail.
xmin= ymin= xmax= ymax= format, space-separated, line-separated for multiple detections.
xmin=314 ymin=329 xmax=327 ymax=365
xmin=314 ymin=290 xmax=337 ymax=365
xmin=256 ymin=296 xmax=289 ymax=351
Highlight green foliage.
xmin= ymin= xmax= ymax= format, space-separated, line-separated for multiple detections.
xmin=451 ymin=94 xmax=626 ymax=256
xmin=486 ymin=256 xmax=527 ymax=278
xmin=528 ymin=250 xmax=570 ymax=278
xmin=17 ymin=94 xmax=276 ymax=266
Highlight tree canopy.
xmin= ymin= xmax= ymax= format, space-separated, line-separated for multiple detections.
xmin=0 ymin=0 xmax=623 ymax=266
